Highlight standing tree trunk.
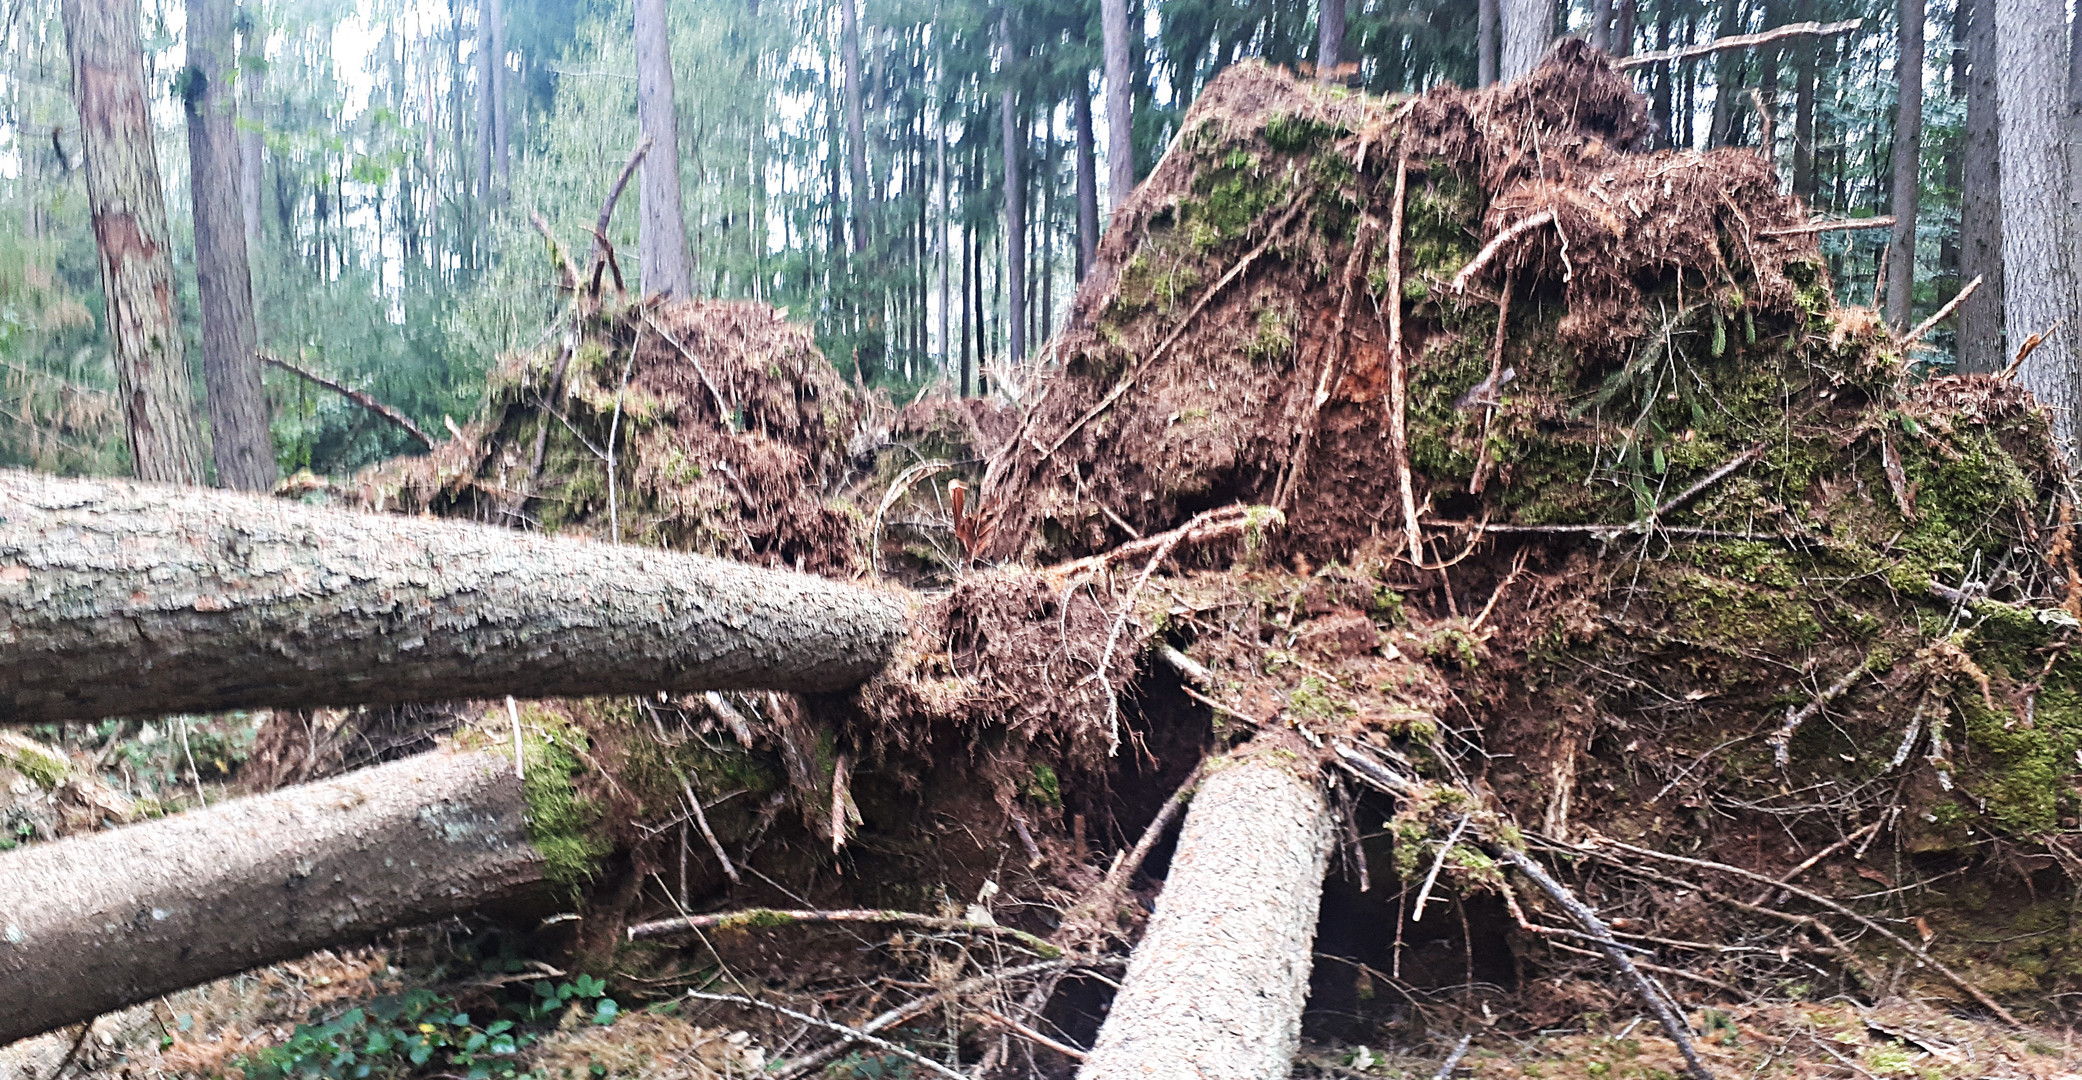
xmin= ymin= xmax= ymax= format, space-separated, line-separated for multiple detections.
xmin=1499 ymin=0 xmax=1554 ymax=81
xmin=0 ymin=470 xmax=909 ymax=724
xmin=840 ymin=0 xmax=869 ymax=254
xmin=1707 ymin=0 xmax=1740 ymax=147
xmin=1316 ymin=0 xmax=1345 ymax=75
xmin=1074 ymin=83 xmax=1098 ymax=276
xmin=1614 ymin=0 xmax=1635 ymax=56
xmin=1995 ymin=0 xmax=2080 ymax=450
xmin=1000 ymin=12 xmax=1025 ymax=366
xmin=634 ymin=0 xmax=693 ymax=298
xmin=0 ymin=752 xmax=543 ymax=1045
xmin=1885 ymin=0 xmax=1924 ymax=328
xmin=1790 ymin=0 xmax=1818 ymax=198
xmin=1478 ymin=0 xmax=1500 ymax=86
xmin=238 ymin=12 xmax=264 ymax=268
xmin=1957 ymin=0 xmax=2005 ymax=371
xmin=1102 ymin=0 xmax=1133 ymax=210
xmin=183 ymin=0 xmax=276 ymax=492
xmin=490 ymin=0 xmax=508 ymax=193
xmin=1652 ymin=0 xmax=1674 ymax=147
xmin=473 ymin=0 xmax=493 ymax=209
xmin=1077 ymin=742 xmax=1333 ymax=1080
xmin=62 ymin=0 xmax=207 ymax=484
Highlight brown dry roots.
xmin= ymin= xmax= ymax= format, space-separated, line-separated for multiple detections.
xmin=288 ymin=38 xmax=2082 ymax=1066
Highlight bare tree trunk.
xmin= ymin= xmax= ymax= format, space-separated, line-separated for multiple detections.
xmin=1885 ymin=0 xmax=1924 ymax=328
xmin=490 ymin=0 xmax=508 ymax=193
xmin=937 ymin=58 xmax=951 ymax=368
xmin=0 ymin=470 xmax=908 ymax=724
xmin=1316 ymin=0 xmax=1345 ymax=74
xmin=1478 ymin=0 xmax=1500 ymax=86
xmin=61 ymin=0 xmax=207 ymax=485
xmin=1707 ymin=0 xmax=1740 ymax=147
xmin=1651 ymin=0 xmax=1673 ymax=146
xmin=1074 ymin=84 xmax=1098 ymax=277
xmin=238 ymin=12 xmax=264 ymax=267
xmin=1499 ymin=0 xmax=1554 ymax=81
xmin=1000 ymin=11 xmax=1025 ymax=366
xmin=0 ymin=751 xmax=543 ymax=1045
xmin=1957 ymin=0 xmax=2005 ymax=371
xmin=183 ymin=0 xmax=276 ymax=492
xmin=1790 ymin=0 xmax=1817 ymax=197
xmin=1996 ymin=0 xmax=2081 ymax=451
xmin=473 ymin=0 xmax=493 ymax=209
xmin=635 ymin=0 xmax=693 ymax=297
xmin=1102 ymin=0 xmax=1133 ymax=210
xmin=1590 ymin=0 xmax=1613 ymax=51
xmin=1614 ymin=0 xmax=1634 ymax=56
xmin=840 ymin=0 xmax=869 ymax=254
xmin=1077 ymin=743 xmax=1332 ymax=1080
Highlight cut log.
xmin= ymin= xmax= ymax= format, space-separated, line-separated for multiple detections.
xmin=0 ymin=470 xmax=909 ymax=724
xmin=0 ymin=752 xmax=541 ymax=1044
xmin=1077 ymin=741 xmax=1333 ymax=1080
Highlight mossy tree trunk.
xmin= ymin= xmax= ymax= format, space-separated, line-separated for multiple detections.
xmin=1077 ymin=741 xmax=1333 ymax=1080
xmin=0 ymin=752 xmax=542 ymax=1045
xmin=0 ymin=470 xmax=909 ymax=724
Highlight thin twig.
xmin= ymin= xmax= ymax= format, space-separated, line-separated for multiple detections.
xmin=1091 ymin=507 xmax=1251 ymax=752
xmin=1432 ymin=1033 xmax=1474 ymax=1080
xmin=772 ymin=960 xmax=1076 ymax=1080
xmin=1616 ymin=18 xmax=1862 ymax=68
xmin=1769 ymin=657 xmax=1873 ymax=767
xmin=1410 ymin=814 xmax=1471 ymax=922
xmin=971 ymin=1008 xmax=1088 ymax=1060
xmin=682 ymin=991 xmax=967 ymax=1080
xmin=1045 ymin=192 xmax=1316 ymax=459
xmin=629 ymin=908 xmax=1060 ymax=957
xmin=587 ymin=136 xmax=652 ymax=299
xmin=257 ymin=352 xmax=435 ymax=449
xmin=1745 ymin=820 xmax=1882 ymax=905
xmin=1901 ymin=275 xmax=1982 ymax=346
xmin=1057 ymin=759 xmax=1207 ymax=948
xmin=640 ymin=312 xmax=734 ymax=426
xmin=1590 ymin=835 xmax=2024 ymax=1027
xmin=680 ymin=772 xmax=741 ymax=885
xmin=53 ymin=1021 xmax=93 ymax=1078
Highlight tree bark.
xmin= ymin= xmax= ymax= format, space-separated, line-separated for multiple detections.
xmin=0 ymin=470 xmax=909 ymax=724
xmin=0 ymin=751 xmax=542 ymax=1045
xmin=1707 ymin=0 xmax=1740 ymax=147
xmin=61 ymin=0 xmax=207 ymax=485
xmin=1478 ymin=0 xmax=1500 ymax=86
xmin=1884 ymin=0 xmax=1924 ymax=329
xmin=840 ymin=0 xmax=869 ymax=255
xmin=1316 ymin=0 xmax=1345 ymax=75
xmin=184 ymin=0 xmax=276 ymax=492
xmin=1956 ymin=0 xmax=2004 ymax=371
xmin=1073 ymin=82 xmax=1098 ymax=277
xmin=1076 ymin=744 xmax=1332 ymax=1080
xmin=1614 ymin=0 xmax=1635 ymax=56
xmin=490 ymin=0 xmax=508 ymax=192
xmin=238 ymin=12 xmax=264 ymax=268
xmin=1996 ymin=0 xmax=2081 ymax=451
xmin=635 ymin=0 xmax=693 ymax=298
xmin=1499 ymin=0 xmax=1554 ymax=82
xmin=473 ymin=0 xmax=493 ymax=207
xmin=1790 ymin=0 xmax=1817 ymax=197
xmin=1101 ymin=0 xmax=1133 ymax=210
xmin=1000 ymin=12 xmax=1025 ymax=367
xmin=1590 ymin=0 xmax=1613 ymax=51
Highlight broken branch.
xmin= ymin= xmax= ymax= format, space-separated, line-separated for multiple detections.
xmin=1451 ymin=208 xmax=1555 ymax=294
xmin=1616 ymin=18 xmax=1863 ymax=69
xmin=1901 ymin=275 xmax=1983 ymax=346
xmin=1759 ymin=214 xmax=1895 ymax=237
xmin=257 ymin=351 xmax=435 ymax=450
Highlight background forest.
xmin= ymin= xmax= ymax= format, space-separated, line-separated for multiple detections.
xmin=0 ymin=0 xmax=2003 ymax=480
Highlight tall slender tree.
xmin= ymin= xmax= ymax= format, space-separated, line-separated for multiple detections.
xmin=1102 ymin=0 xmax=1132 ymax=210
xmin=1884 ymin=0 xmax=1924 ymax=328
xmin=1316 ymin=0 xmax=1345 ymax=75
xmin=1995 ymin=0 xmax=2080 ymax=450
xmin=62 ymin=0 xmax=207 ymax=483
xmin=1073 ymin=80 xmax=1098 ymax=274
xmin=634 ymin=0 xmax=693 ymax=298
xmin=183 ymin=0 xmax=276 ymax=490
xmin=490 ymin=0 xmax=508 ymax=193
xmin=1791 ymin=0 xmax=1818 ymax=197
xmin=839 ymin=0 xmax=868 ymax=253
xmin=1957 ymin=0 xmax=2004 ymax=371
xmin=238 ymin=9 xmax=264 ymax=266
xmin=999 ymin=9 xmax=1024 ymax=367
xmin=1478 ymin=0 xmax=1500 ymax=85
xmin=1500 ymin=0 xmax=1554 ymax=81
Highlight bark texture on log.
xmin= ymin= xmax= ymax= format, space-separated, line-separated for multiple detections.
xmin=0 ymin=752 xmax=540 ymax=1044
xmin=1077 ymin=748 xmax=1332 ymax=1080
xmin=0 ymin=470 xmax=909 ymax=723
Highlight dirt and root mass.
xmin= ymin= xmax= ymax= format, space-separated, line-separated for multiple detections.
xmin=16 ymin=43 xmax=2082 ymax=1079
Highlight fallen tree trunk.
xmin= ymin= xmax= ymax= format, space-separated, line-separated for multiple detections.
xmin=0 ymin=751 xmax=541 ymax=1044
xmin=1076 ymin=740 xmax=1332 ymax=1080
xmin=0 ymin=469 xmax=908 ymax=723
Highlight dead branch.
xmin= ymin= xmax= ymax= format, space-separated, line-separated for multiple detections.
xmin=256 ymin=352 xmax=435 ymax=450
xmin=1589 ymin=836 xmax=2024 ymax=1027
xmin=682 ymin=991 xmax=967 ymax=1080
xmin=1902 ymin=275 xmax=1983 ymax=346
xmin=1746 ymin=820 xmax=1882 ymax=905
xmin=1769 ymin=657 xmax=1873 ymax=766
xmin=1055 ymin=503 xmax=1278 ymax=579
xmin=1999 ymin=319 xmax=2066 ymax=379
xmin=1654 ymin=441 xmax=1769 ymax=520
xmin=586 ymin=135 xmax=652 ymax=299
xmin=1616 ymin=18 xmax=1863 ymax=68
xmin=1385 ymin=157 xmax=1423 ymax=566
xmin=639 ymin=311 xmax=735 ymax=424
xmin=678 ymin=772 xmax=740 ymax=885
xmin=1451 ymin=209 xmax=1555 ymax=294
xmin=1057 ymin=757 xmax=1210 ymax=952
xmin=772 ymin=959 xmax=1076 ymax=1080
xmin=972 ymin=1007 xmax=1088 ymax=1060
xmin=626 ymin=908 xmax=1061 ymax=958
xmin=1758 ymin=214 xmax=1894 ymax=237
xmin=1431 ymin=1034 xmax=1474 ymax=1080
xmin=528 ymin=210 xmax=578 ymax=293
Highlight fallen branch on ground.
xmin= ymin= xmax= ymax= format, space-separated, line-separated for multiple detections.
xmin=625 ymin=908 xmax=1060 ymax=957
